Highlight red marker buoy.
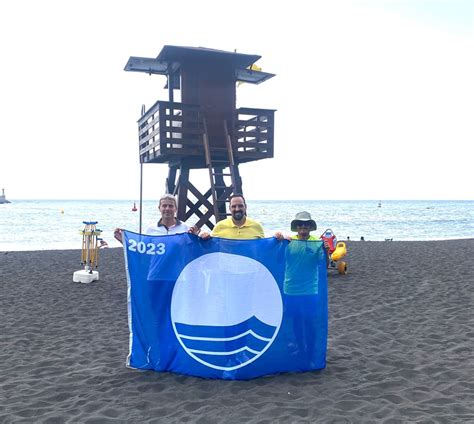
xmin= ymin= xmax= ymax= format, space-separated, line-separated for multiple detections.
xmin=132 ymin=202 xmax=137 ymax=212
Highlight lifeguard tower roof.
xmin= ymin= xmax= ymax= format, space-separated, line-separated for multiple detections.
xmin=157 ymin=45 xmax=259 ymax=67
xmin=124 ymin=45 xmax=275 ymax=85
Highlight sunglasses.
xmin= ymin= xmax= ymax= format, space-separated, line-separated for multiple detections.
xmin=295 ymin=221 xmax=311 ymax=227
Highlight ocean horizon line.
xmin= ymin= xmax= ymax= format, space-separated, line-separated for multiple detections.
xmin=3 ymin=198 xmax=473 ymax=202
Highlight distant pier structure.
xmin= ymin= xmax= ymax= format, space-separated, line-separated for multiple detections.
xmin=124 ymin=45 xmax=276 ymax=229
xmin=0 ymin=189 xmax=11 ymax=204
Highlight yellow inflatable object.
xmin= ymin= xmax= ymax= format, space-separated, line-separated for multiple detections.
xmin=331 ymin=242 xmax=347 ymax=261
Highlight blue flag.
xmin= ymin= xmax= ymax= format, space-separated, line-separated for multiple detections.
xmin=123 ymin=231 xmax=328 ymax=380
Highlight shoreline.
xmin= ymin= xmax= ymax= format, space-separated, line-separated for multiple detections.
xmin=1 ymin=239 xmax=473 ymax=422
xmin=2 ymin=237 xmax=474 ymax=253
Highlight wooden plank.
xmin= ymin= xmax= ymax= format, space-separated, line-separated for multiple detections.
xmin=237 ymin=107 xmax=276 ymax=115
xmin=161 ymin=126 xmax=204 ymax=135
xmin=235 ymin=137 xmax=259 ymax=144
xmin=235 ymin=150 xmax=272 ymax=157
xmin=185 ymin=185 xmax=214 ymax=222
xmin=139 ymin=127 xmax=160 ymax=141
xmin=187 ymin=185 xmax=213 ymax=210
xmin=235 ymin=150 xmax=269 ymax=156
xmin=139 ymin=100 xmax=203 ymax=126
xmin=176 ymin=167 xmax=189 ymax=222
xmin=236 ymin=136 xmax=269 ymax=143
xmin=236 ymin=120 xmax=271 ymax=128
xmin=138 ymin=99 xmax=162 ymax=125
xmin=162 ymin=147 xmax=203 ymax=156
xmin=237 ymin=128 xmax=269 ymax=135
xmin=138 ymin=119 xmax=160 ymax=136
xmin=195 ymin=209 xmax=215 ymax=230
xmin=235 ymin=141 xmax=269 ymax=148
xmin=161 ymin=136 xmax=202 ymax=146
xmin=157 ymin=100 xmax=201 ymax=110
xmin=139 ymin=141 xmax=160 ymax=155
xmin=185 ymin=200 xmax=212 ymax=223
xmin=160 ymin=114 xmax=203 ymax=124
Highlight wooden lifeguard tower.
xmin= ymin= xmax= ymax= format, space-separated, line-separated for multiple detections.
xmin=124 ymin=45 xmax=276 ymax=229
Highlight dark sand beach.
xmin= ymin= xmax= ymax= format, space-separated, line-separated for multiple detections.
xmin=1 ymin=239 xmax=473 ymax=423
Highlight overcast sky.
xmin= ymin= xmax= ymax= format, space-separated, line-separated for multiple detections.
xmin=0 ymin=0 xmax=472 ymax=201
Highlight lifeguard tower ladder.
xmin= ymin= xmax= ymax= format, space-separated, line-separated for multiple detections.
xmin=124 ymin=45 xmax=276 ymax=229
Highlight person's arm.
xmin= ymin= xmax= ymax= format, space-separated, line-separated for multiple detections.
xmin=113 ymin=228 xmax=123 ymax=244
xmin=200 ymin=219 xmax=224 ymax=240
xmin=274 ymin=231 xmax=291 ymax=241
xmin=188 ymin=225 xmax=201 ymax=235
xmin=199 ymin=231 xmax=212 ymax=240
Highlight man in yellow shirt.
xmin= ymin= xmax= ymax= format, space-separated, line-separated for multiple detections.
xmin=200 ymin=194 xmax=264 ymax=240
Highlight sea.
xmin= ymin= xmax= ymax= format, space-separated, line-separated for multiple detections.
xmin=0 ymin=199 xmax=472 ymax=251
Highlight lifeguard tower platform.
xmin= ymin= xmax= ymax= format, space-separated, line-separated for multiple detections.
xmin=125 ymin=45 xmax=276 ymax=229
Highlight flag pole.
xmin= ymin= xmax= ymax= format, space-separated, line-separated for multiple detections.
xmin=139 ymin=104 xmax=145 ymax=234
xmin=139 ymin=162 xmax=143 ymax=234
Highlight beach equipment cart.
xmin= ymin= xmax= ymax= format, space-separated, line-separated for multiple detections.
xmin=320 ymin=229 xmax=348 ymax=274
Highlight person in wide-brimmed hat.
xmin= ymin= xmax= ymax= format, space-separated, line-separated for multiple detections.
xmin=275 ymin=210 xmax=330 ymax=269
xmin=289 ymin=211 xmax=317 ymax=239
xmin=275 ymin=211 xmax=318 ymax=241
xmin=274 ymin=211 xmax=328 ymax=361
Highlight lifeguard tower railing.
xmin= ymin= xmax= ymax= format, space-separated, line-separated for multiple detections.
xmin=137 ymin=101 xmax=275 ymax=166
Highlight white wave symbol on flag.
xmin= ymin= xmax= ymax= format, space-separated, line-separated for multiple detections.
xmin=171 ymin=252 xmax=283 ymax=371
xmin=174 ymin=316 xmax=277 ymax=370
